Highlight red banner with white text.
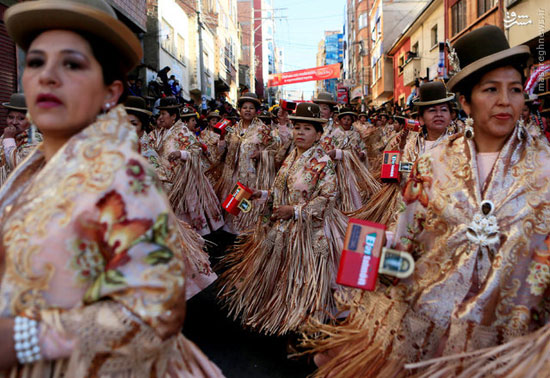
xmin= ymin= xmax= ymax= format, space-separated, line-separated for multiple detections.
xmin=267 ymin=63 xmax=341 ymax=87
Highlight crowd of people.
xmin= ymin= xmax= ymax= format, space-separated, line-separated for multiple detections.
xmin=1 ymin=0 xmax=550 ymax=377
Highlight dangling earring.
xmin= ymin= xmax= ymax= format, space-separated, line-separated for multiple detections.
xmin=103 ymin=102 xmax=112 ymax=113
xmin=517 ymin=118 xmax=526 ymax=139
xmin=464 ymin=116 xmax=474 ymax=139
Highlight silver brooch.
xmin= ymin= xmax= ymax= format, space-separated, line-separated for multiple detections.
xmin=466 ymin=200 xmax=500 ymax=248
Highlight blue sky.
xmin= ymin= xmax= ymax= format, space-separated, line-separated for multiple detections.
xmin=273 ymin=0 xmax=346 ymax=98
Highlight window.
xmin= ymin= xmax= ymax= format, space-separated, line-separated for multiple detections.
xmin=377 ymin=59 xmax=382 ymax=80
xmin=399 ymin=95 xmax=405 ymax=107
xmin=398 ymin=54 xmax=405 ymax=75
xmin=478 ymin=0 xmax=495 ymax=16
xmin=372 ymin=62 xmax=377 ymax=83
xmin=431 ymin=24 xmax=438 ymax=48
xmin=177 ymin=34 xmax=185 ymax=62
xmin=376 ymin=20 xmax=381 ymax=40
xmin=451 ymin=0 xmax=467 ymax=36
xmin=358 ymin=13 xmax=367 ymax=29
xmin=161 ymin=19 xmax=175 ymax=55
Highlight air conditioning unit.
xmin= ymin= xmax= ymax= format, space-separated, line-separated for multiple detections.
xmin=403 ymin=58 xmax=421 ymax=86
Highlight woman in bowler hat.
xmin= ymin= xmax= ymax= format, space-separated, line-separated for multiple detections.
xmin=220 ymin=102 xmax=347 ymax=336
xmin=215 ymin=92 xmax=279 ymax=235
xmin=303 ymin=25 xmax=550 ymax=377
xmin=0 ymin=0 xmax=222 ymax=376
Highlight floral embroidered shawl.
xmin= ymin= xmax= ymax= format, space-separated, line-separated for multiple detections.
xmin=220 ymin=145 xmax=347 ymax=335
xmin=0 ymin=106 xmax=222 ymax=377
xmin=301 ymin=124 xmax=550 ymax=377
xmin=156 ymin=120 xmax=224 ymax=236
xmin=215 ymin=118 xmax=278 ymax=234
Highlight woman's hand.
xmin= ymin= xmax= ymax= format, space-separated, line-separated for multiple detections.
xmin=327 ymin=149 xmax=337 ymax=159
xmin=3 ymin=126 xmax=17 ymax=139
xmin=167 ymin=151 xmax=181 ymax=162
xmin=271 ymin=205 xmax=294 ymax=221
xmin=250 ymin=189 xmax=262 ymax=200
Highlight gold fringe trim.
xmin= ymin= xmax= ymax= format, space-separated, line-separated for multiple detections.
xmin=176 ymin=219 xmax=212 ymax=277
xmin=218 ymin=209 xmax=342 ymax=336
xmin=347 ymin=183 xmax=401 ymax=225
xmin=256 ymin=150 xmax=277 ymax=190
xmin=168 ymin=155 xmax=223 ymax=233
xmin=336 ymin=151 xmax=381 ymax=212
xmin=407 ymin=324 xmax=550 ymax=378
xmin=297 ymin=289 xmax=411 ymax=378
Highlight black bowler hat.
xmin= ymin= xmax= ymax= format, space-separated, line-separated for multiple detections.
xmin=413 ymin=81 xmax=454 ymax=107
xmin=337 ymin=108 xmax=358 ymax=120
xmin=2 ymin=93 xmax=26 ymax=111
xmin=156 ymin=97 xmax=181 ymax=110
xmin=447 ymin=25 xmax=530 ymax=92
xmin=289 ymin=102 xmax=327 ymax=126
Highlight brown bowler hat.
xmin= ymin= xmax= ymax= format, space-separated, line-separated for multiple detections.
xmin=237 ymin=93 xmax=261 ymax=108
xmin=124 ymin=96 xmax=152 ymax=116
xmin=447 ymin=25 xmax=530 ymax=92
xmin=4 ymin=0 xmax=142 ymax=74
xmin=289 ymin=103 xmax=327 ymax=125
xmin=180 ymin=105 xmax=198 ymax=119
xmin=207 ymin=110 xmax=222 ymax=120
xmin=312 ymin=92 xmax=337 ymax=105
xmin=413 ymin=81 xmax=455 ymax=107
xmin=2 ymin=93 xmax=27 ymax=111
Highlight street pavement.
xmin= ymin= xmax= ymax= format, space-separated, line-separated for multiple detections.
xmin=182 ymin=230 xmax=317 ymax=377
xmin=183 ymin=285 xmax=316 ymax=377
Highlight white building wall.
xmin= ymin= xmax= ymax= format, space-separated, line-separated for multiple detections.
xmin=158 ymin=0 xmax=191 ymax=99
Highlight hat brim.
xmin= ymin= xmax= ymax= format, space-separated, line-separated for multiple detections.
xmin=413 ymin=94 xmax=455 ymax=107
xmin=237 ymin=97 xmax=261 ymax=107
xmin=289 ymin=116 xmax=328 ymax=125
xmin=207 ymin=114 xmax=222 ymax=120
xmin=4 ymin=1 xmax=142 ymax=73
xmin=180 ymin=113 xmax=198 ymax=118
xmin=448 ymin=45 xmax=531 ymax=92
xmin=312 ymin=98 xmax=337 ymax=105
xmin=337 ymin=112 xmax=358 ymax=119
xmin=1 ymin=103 xmax=26 ymax=111
xmin=125 ymin=107 xmax=152 ymax=116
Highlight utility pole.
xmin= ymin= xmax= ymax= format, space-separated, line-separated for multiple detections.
xmin=197 ymin=0 xmax=207 ymax=103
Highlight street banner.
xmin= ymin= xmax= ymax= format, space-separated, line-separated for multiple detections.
xmin=267 ymin=63 xmax=341 ymax=87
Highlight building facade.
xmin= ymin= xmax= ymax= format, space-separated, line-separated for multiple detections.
xmin=237 ymin=0 xmax=255 ymax=94
xmin=369 ymin=0 xmax=429 ymax=106
xmin=344 ymin=0 xmax=372 ymax=108
xmin=0 ymin=0 xmax=18 ymax=129
xmin=388 ymin=0 xmax=445 ymax=107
